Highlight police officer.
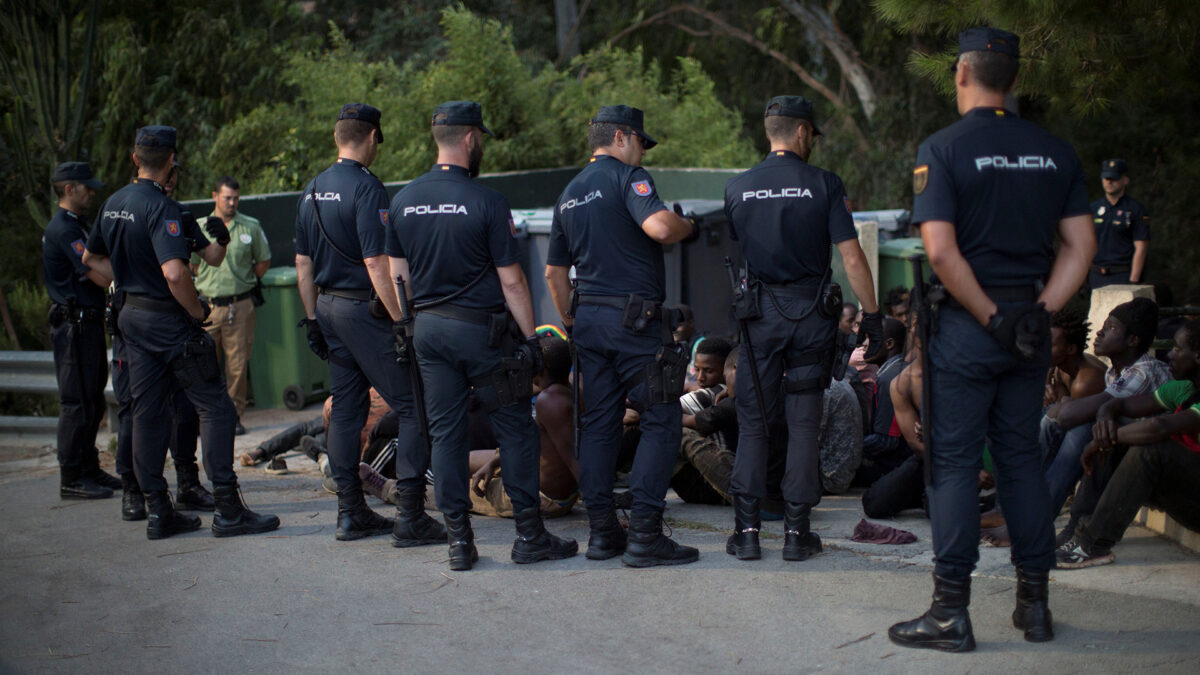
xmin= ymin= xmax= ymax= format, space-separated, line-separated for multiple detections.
xmin=387 ymin=101 xmax=577 ymax=570
xmin=888 ymin=29 xmax=1095 ymax=651
xmin=722 ymin=96 xmax=883 ymax=562
xmin=294 ymin=104 xmax=439 ymax=543
xmin=84 ymin=126 xmax=278 ymax=540
xmin=43 ymin=161 xmax=121 ymax=499
xmin=545 ymin=105 xmax=698 ymax=567
xmin=1088 ymin=158 xmax=1150 ymax=289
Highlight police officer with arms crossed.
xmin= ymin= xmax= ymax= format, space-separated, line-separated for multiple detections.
xmin=887 ymin=28 xmax=1095 ymax=651
xmin=43 ymin=161 xmax=122 ymax=499
xmin=83 ymin=126 xmax=278 ymax=539
xmin=545 ymin=105 xmax=698 ymax=567
xmin=722 ymin=96 xmax=883 ymax=561
xmin=387 ymin=101 xmax=577 ymax=570
xmin=1088 ymin=158 xmax=1150 ymax=289
xmin=295 ymin=104 xmax=442 ymax=544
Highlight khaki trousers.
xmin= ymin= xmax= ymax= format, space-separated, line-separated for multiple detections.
xmin=204 ymin=296 xmax=255 ymax=417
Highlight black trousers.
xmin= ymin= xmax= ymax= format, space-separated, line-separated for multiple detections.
xmin=50 ymin=316 xmax=108 ymax=480
xmin=1079 ymin=441 xmax=1200 ymax=550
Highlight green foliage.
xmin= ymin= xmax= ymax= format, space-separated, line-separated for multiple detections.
xmin=0 ymin=280 xmax=51 ymax=350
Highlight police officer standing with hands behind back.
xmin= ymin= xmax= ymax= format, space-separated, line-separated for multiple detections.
xmin=1088 ymin=158 xmax=1150 ymax=289
xmin=723 ymin=96 xmax=883 ymax=562
xmin=83 ymin=126 xmax=278 ymax=540
xmin=887 ymin=28 xmax=1095 ymax=651
xmin=545 ymin=105 xmax=699 ymax=568
xmin=387 ymin=101 xmax=576 ymax=571
xmin=295 ymin=104 xmax=441 ymax=544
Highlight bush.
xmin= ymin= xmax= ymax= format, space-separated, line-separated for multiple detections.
xmin=0 ymin=280 xmax=52 ymax=351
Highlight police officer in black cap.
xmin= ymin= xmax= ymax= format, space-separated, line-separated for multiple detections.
xmin=545 ymin=104 xmax=699 ymax=567
xmin=84 ymin=125 xmax=278 ymax=539
xmin=1089 ymin=158 xmax=1150 ymax=289
xmin=887 ymin=28 xmax=1095 ymax=651
xmin=387 ymin=100 xmax=577 ymax=570
xmin=295 ymin=103 xmax=442 ymax=543
xmin=723 ymin=96 xmax=883 ymax=562
xmin=43 ymin=161 xmax=121 ymax=499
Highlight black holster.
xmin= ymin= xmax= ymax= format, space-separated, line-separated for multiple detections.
xmin=830 ymin=330 xmax=857 ymax=382
xmin=817 ymin=280 xmax=843 ymax=319
xmin=106 ymin=290 xmax=125 ymax=337
xmin=621 ymin=294 xmax=659 ymax=333
xmin=566 ymin=287 xmax=580 ymax=320
xmin=732 ymin=271 xmax=762 ymax=321
xmin=171 ymin=331 xmax=222 ymax=388
xmin=367 ymin=290 xmax=389 ymax=320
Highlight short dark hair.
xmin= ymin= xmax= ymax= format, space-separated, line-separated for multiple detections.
xmin=764 ymin=116 xmax=812 ymax=143
xmin=960 ymin=50 xmax=1018 ymax=93
xmin=724 ymin=348 xmax=738 ymax=372
xmin=52 ymin=180 xmax=76 ymax=199
xmin=1185 ymin=319 xmax=1200 ymax=354
xmin=885 ymin=286 xmax=910 ymax=308
xmin=883 ymin=316 xmax=906 ymax=352
xmin=1052 ymin=308 xmax=1090 ymax=354
xmin=133 ymin=144 xmax=173 ymax=172
xmin=588 ymin=121 xmax=633 ymax=152
xmin=215 ymin=175 xmax=239 ymax=192
xmin=540 ymin=336 xmax=572 ymax=382
xmin=696 ymin=337 xmax=733 ymax=362
xmin=843 ymin=302 xmax=858 ymax=314
xmin=334 ymin=118 xmax=375 ymax=146
xmin=433 ymin=122 xmax=475 ymax=146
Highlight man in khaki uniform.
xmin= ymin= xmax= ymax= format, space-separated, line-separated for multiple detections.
xmin=192 ymin=175 xmax=270 ymax=434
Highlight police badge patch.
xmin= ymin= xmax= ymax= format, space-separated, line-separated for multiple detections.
xmin=71 ymin=239 xmax=85 ymax=256
xmin=913 ymin=165 xmax=929 ymax=195
xmin=379 ymin=209 xmax=388 ymax=226
xmin=632 ymin=180 xmax=652 ymax=196
xmin=509 ymin=218 xmax=517 ymax=237
xmin=166 ymin=220 xmax=181 ymax=237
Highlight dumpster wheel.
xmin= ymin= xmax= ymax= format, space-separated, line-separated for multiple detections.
xmin=283 ymin=385 xmax=305 ymax=411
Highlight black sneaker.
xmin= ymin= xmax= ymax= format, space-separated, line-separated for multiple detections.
xmin=264 ymin=457 xmax=289 ymax=475
xmin=1056 ymin=538 xmax=1114 ymax=569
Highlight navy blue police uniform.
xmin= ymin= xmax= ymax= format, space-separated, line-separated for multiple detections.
xmin=294 ymin=106 xmax=426 ymax=516
xmin=1088 ymin=159 xmax=1149 ymax=288
xmin=43 ymin=161 xmax=114 ymax=497
xmin=546 ymin=107 xmax=689 ymax=533
xmin=911 ymin=43 xmax=1089 ymax=588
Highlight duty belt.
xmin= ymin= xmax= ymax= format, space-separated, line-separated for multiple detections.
xmin=51 ymin=303 xmax=104 ymax=322
xmin=761 ymin=282 xmax=819 ymax=299
xmin=943 ymin=285 xmax=1038 ymax=309
xmin=203 ymin=289 xmax=255 ymax=307
xmin=578 ymin=293 xmax=664 ymax=314
xmin=1091 ymin=263 xmax=1130 ymax=275
xmin=420 ymin=303 xmax=503 ymax=326
xmin=123 ymin=293 xmax=185 ymax=315
xmin=318 ymin=287 xmax=372 ymax=301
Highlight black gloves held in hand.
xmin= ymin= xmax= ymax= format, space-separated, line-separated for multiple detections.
xmin=297 ymin=317 xmax=328 ymax=360
xmin=672 ymin=202 xmax=701 ymax=244
xmin=859 ymin=310 xmax=885 ymax=360
xmin=987 ymin=302 xmax=1050 ymax=360
xmin=204 ymin=216 xmax=231 ymax=247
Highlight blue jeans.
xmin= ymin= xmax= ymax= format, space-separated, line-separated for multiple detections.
xmin=1039 ymin=416 xmax=1093 ymax=518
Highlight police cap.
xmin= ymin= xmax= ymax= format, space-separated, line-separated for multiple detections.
xmin=764 ymin=95 xmax=823 ymax=137
xmin=51 ymin=161 xmax=104 ymax=189
xmin=957 ymin=27 xmax=1020 ymax=59
xmin=432 ymin=100 xmax=495 ymax=137
xmin=590 ymin=105 xmax=657 ymax=149
xmin=135 ymin=125 xmax=177 ymax=149
xmin=1100 ymin=158 xmax=1127 ymax=179
xmin=338 ymin=103 xmax=384 ymax=143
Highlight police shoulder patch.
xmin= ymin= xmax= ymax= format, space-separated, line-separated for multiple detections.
xmin=632 ymin=180 xmax=652 ymax=196
xmin=844 ymin=196 xmax=852 ymax=215
xmin=71 ymin=239 xmax=85 ymax=256
xmin=912 ymin=165 xmax=929 ymax=196
xmin=509 ymin=218 xmax=517 ymax=238
xmin=379 ymin=209 xmax=389 ymax=226
xmin=166 ymin=220 xmax=181 ymax=237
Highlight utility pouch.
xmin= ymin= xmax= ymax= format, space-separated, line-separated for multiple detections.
xmin=367 ymin=290 xmax=389 ymax=320
xmin=106 ymin=291 xmax=125 ymax=337
xmin=641 ymin=343 xmax=689 ymax=405
xmin=621 ymin=294 xmax=657 ymax=333
xmin=567 ymin=287 xmax=580 ymax=320
xmin=472 ymin=355 xmax=532 ymax=412
xmin=171 ymin=332 xmax=221 ymax=388
xmin=732 ymin=273 xmax=762 ymax=321
xmin=48 ymin=304 xmax=65 ymax=328
xmin=818 ymin=281 xmax=844 ymax=320
xmin=486 ymin=311 xmax=515 ymax=349
xmin=830 ymin=330 xmax=857 ymax=382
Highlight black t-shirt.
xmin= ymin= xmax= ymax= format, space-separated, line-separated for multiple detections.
xmin=912 ymin=107 xmax=1089 ymax=287
xmin=871 ymin=355 xmax=906 ymax=437
xmin=386 ymin=164 xmax=521 ymax=309
xmin=86 ymin=179 xmax=188 ymax=301
xmin=724 ymin=151 xmax=858 ymax=286
xmin=43 ymin=207 xmax=106 ymax=308
xmin=295 ymin=158 xmax=390 ymax=290
xmin=1091 ymin=194 xmax=1150 ymax=266
xmin=546 ymin=155 xmax=669 ymax=300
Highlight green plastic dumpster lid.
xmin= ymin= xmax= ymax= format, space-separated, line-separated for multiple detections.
xmin=878 ymin=237 xmax=926 ymax=259
xmin=261 ymin=266 xmax=297 ymax=286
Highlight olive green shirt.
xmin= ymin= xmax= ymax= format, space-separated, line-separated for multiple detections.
xmin=192 ymin=212 xmax=271 ymax=297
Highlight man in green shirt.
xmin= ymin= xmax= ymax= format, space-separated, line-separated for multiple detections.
xmin=192 ymin=176 xmax=270 ymax=434
xmin=1056 ymin=319 xmax=1200 ymax=568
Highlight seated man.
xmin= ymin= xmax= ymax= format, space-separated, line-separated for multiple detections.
xmin=1043 ymin=308 xmax=1106 ymax=408
xmin=838 ymin=302 xmax=858 ymax=336
xmin=863 ymin=315 xmax=926 ymax=518
xmin=681 ymin=337 xmax=733 ymax=416
xmin=675 ymin=348 xmax=739 ymax=504
xmin=852 ymin=317 xmax=908 ymax=487
xmin=1044 ymin=298 xmax=1167 ymax=543
xmin=1057 ymin=319 xmax=1200 ymax=568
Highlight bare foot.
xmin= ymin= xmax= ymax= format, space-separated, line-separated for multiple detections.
xmin=980 ymin=508 xmax=1006 ymax=530
xmin=981 ymin=524 xmax=1011 ymax=547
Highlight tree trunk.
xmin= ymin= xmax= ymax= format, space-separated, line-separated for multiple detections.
xmin=775 ymin=0 xmax=877 ymax=122
xmin=554 ymin=0 xmax=581 ymax=63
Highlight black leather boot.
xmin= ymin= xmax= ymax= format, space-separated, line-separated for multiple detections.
xmin=84 ymin=449 xmax=123 ymax=491
xmin=211 ymin=482 xmax=281 ymax=537
xmin=888 ymin=573 xmax=976 ymax=652
xmin=175 ymin=462 xmax=214 ymax=511
xmin=622 ymin=509 xmax=699 ymax=568
xmin=444 ymin=512 xmax=478 ymax=571
xmin=145 ymin=490 xmax=202 ymax=540
xmin=335 ymin=484 xmax=395 ymax=541
xmin=782 ymin=502 xmax=822 ymax=561
xmin=60 ymin=466 xmax=113 ymax=500
xmin=512 ymin=506 xmax=578 ymax=564
xmin=1013 ymin=567 xmax=1053 ymax=642
xmin=391 ymin=486 xmax=446 ymax=547
xmin=121 ymin=473 xmax=146 ymax=521
xmin=585 ymin=507 xmax=627 ymax=560
xmin=725 ymin=494 xmax=762 ymax=560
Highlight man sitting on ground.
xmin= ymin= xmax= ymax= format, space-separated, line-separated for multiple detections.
xmin=1057 ymin=319 xmax=1200 ymax=568
xmin=852 ymin=317 xmax=908 ymax=487
xmin=675 ymin=343 xmax=739 ymax=504
xmin=863 ymin=315 xmax=926 ymax=518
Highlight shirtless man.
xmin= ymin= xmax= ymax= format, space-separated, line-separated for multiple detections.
xmin=1044 ymin=309 xmax=1106 ymax=407
xmin=862 ymin=316 xmax=926 ymax=518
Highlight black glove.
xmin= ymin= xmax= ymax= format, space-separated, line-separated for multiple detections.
xmin=673 ymin=202 xmax=700 ymax=243
xmin=392 ymin=321 xmax=411 ymax=364
xmin=517 ymin=334 xmax=544 ymax=375
xmin=563 ymin=323 xmax=573 ymax=338
xmin=196 ymin=300 xmax=213 ymax=327
xmin=859 ymin=310 xmax=884 ymax=360
xmin=987 ymin=302 xmax=1050 ymax=359
xmin=181 ymin=211 xmax=206 ymax=252
xmin=297 ymin=317 xmax=329 ymax=360
xmin=204 ymin=216 xmax=231 ymax=247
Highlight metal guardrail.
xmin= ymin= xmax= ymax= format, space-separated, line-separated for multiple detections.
xmin=0 ymin=350 xmax=119 ymax=437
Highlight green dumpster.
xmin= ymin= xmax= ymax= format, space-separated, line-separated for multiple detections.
xmin=249 ymin=267 xmax=329 ymax=410
xmin=877 ymin=237 xmax=931 ymax=297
